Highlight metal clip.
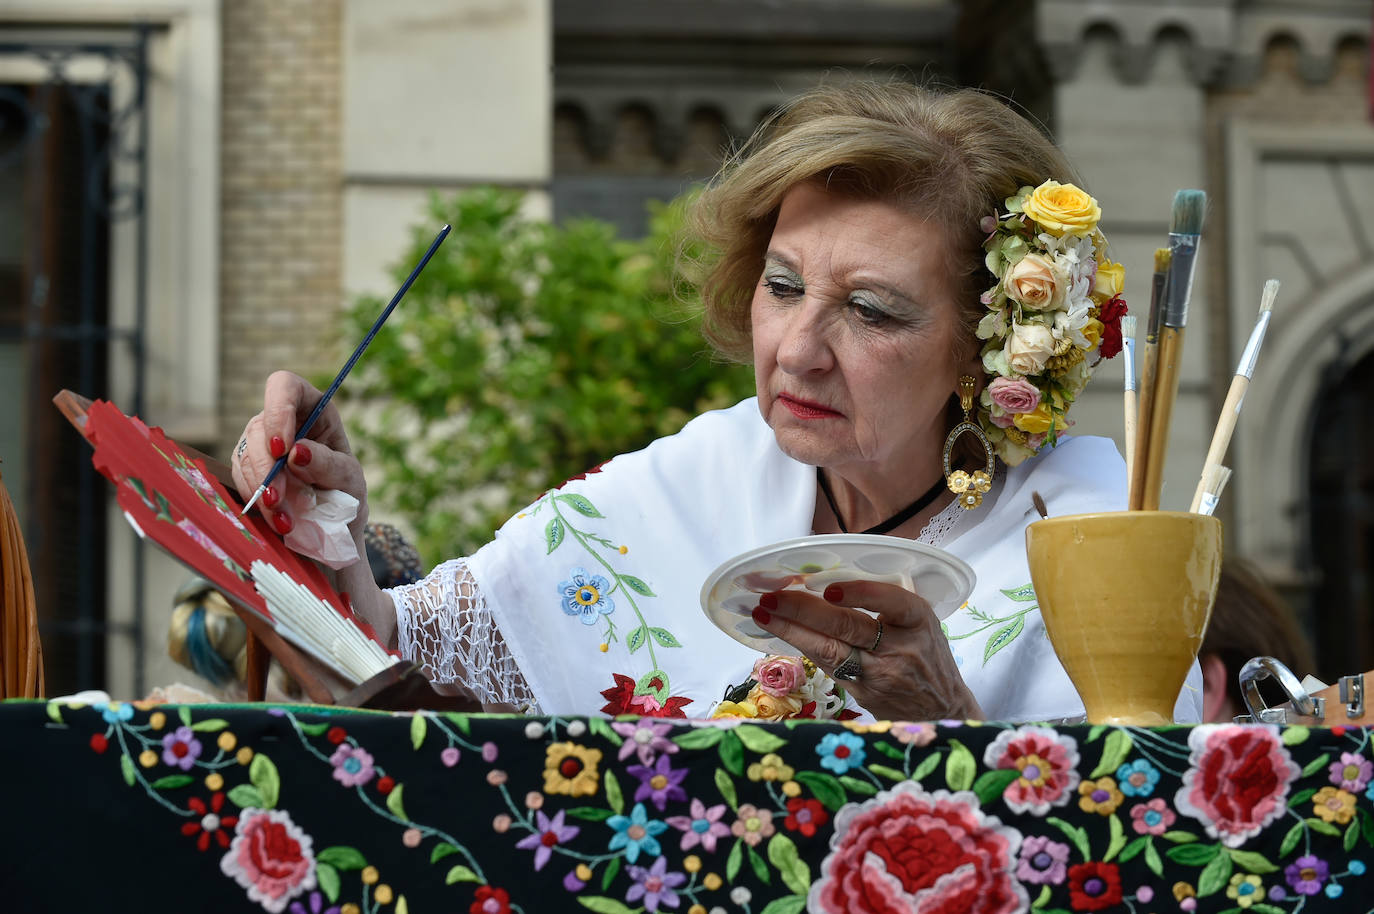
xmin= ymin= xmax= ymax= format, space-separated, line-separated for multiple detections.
xmin=1340 ymin=675 xmax=1365 ymax=719
xmin=1239 ymin=656 xmax=1324 ymax=723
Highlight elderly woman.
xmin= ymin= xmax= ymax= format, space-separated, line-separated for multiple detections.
xmin=232 ymin=80 xmax=1200 ymax=724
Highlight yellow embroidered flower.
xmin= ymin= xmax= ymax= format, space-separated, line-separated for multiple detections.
xmin=844 ymin=719 xmax=892 ymax=735
xmin=1226 ymin=873 xmax=1264 ymax=909
xmin=361 ymin=866 xmax=379 ymax=885
xmin=575 ymin=864 xmax=592 ymax=881
xmin=149 ymin=711 xmax=166 ymax=730
xmin=236 ymin=747 xmax=254 ymax=766
xmin=341 ymin=905 xmax=361 ymax=914
xmin=543 ymin=742 xmax=602 ymax=797
xmin=711 ymin=700 xmax=759 ymax=720
xmin=683 ymin=855 xmax=702 ymax=873
xmin=1077 ymin=777 xmax=1124 ymax=815
xmin=139 ymin=750 xmax=158 ymax=768
xmin=689 ymin=906 xmax=707 ymax=914
xmin=217 ymin=731 xmax=237 ymax=752
xmin=205 ymin=772 xmax=223 ymax=791
xmin=703 ymin=873 xmax=723 ymax=891
xmin=1021 ymin=180 xmax=1101 ymax=237
xmin=747 ymin=753 xmax=795 ymax=783
xmin=781 ymin=780 xmax=802 ymax=798
xmin=1312 ymin=786 xmax=1357 ymax=824
xmin=1173 ymin=882 xmax=1195 ymax=901
xmin=374 ymin=885 xmax=393 ymax=905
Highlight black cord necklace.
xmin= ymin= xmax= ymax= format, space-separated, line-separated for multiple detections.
xmin=816 ymin=467 xmax=947 ymax=535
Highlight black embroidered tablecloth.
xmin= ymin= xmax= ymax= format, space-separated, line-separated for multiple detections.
xmin=4 ymin=700 xmax=1373 ymax=913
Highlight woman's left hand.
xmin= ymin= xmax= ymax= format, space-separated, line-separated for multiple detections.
xmin=749 ymin=580 xmax=983 ymax=722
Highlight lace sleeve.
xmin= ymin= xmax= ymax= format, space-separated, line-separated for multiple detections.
xmin=387 ymin=558 xmax=541 ymax=713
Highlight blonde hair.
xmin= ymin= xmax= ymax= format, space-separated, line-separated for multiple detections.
xmin=688 ymin=79 xmax=1080 ymax=364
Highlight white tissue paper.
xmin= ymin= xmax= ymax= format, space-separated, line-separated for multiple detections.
xmin=282 ymin=484 xmax=361 ymax=569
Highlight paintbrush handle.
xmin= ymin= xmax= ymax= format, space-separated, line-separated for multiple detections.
xmin=1141 ymin=326 xmax=1186 ymax=511
xmin=1128 ymin=340 xmax=1160 ymax=510
xmin=1123 ymin=388 xmax=1138 ymax=487
xmin=1189 ymin=375 xmax=1249 ymax=512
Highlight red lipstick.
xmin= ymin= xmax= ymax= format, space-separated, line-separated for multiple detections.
xmin=778 ymin=394 xmax=841 ymax=420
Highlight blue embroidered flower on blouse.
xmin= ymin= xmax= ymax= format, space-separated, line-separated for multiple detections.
xmin=558 ymin=566 xmax=615 ymax=624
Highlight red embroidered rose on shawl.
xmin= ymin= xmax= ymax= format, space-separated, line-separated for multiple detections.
xmin=1173 ymin=724 xmax=1300 ymax=847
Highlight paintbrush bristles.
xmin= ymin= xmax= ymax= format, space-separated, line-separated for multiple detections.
xmin=1259 ymin=279 xmax=1279 ymax=314
xmin=1170 ymin=189 xmax=1207 ymax=235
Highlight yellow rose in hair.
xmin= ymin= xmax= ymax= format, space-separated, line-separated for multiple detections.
xmin=749 ymin=687 xmax=804 ymax=720
xmin=1022 ymin=180 xmax=1101 ymax=237
xmin=1082 ymin=318 xmax=1104 ymax=349
xmin=1092 ymin=260 xmax=1125 ymax=300
xmin=1012 ymin=398 xmax=1069 ymax=435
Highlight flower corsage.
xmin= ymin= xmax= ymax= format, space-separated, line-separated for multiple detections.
xmin=975 ymin=180 xmax=1128 ymax=466
xmin=710 ymin=655 xmax=860 ymax=722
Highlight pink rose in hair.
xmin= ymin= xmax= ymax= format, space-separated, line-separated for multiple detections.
xmin=752 ymin=656 xmax=807 ymax=697
xmin=989 ymin=410 xmax=1016 ymax=429
xmin=987 ymin=377 xmax=1042 ymax=416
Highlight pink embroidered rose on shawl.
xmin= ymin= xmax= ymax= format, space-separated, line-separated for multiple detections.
xmin=807 ymin=783 xmax=1026 ymax=914
xmin=1173 ymin=724 xmax=1300 ymax=847
xmin=219 ymin=808 xmax=316 ymax=913
xmin=982 ymin=726 xmax=1081 ymax=815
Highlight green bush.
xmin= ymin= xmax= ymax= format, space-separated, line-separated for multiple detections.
xmin=335 ymin=188 xmax=754 ymax=565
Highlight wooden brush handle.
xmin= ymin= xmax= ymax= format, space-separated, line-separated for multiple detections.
xmin=1188 ymin=376 xmax=1249 ymax=512
xmin=1141 ymin=327 xmax=1186 ymax=511
xmin=1128 ymin=342 xmax=1160 ymax=510
xmin=1123 ymin=389 xmax=1138 ymax=487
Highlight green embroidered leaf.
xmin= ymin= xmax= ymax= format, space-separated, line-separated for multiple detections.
xmin=648 ymin=627 xmax=680 ymax=648
xmin=733 ymin=725 xmax=786 ymax=754
xmin=715 ymin=768 xmax=738 ymax=811
xmin=944 ymin=739 xmax=976 ymax=791
xmin=45 ymin=701 xmax=63 ymax=724
xmin=587 ymin=717 xmax=622 ymax=746
xmin=179 ymin=707 xmax=193 ymax=728
xmin=839 ymin=776 xmax=877 ymax=797
xmin=1248 ymin=905 xmax=1290 ymax=914
xmin=410 ymin=713 xmax=427 ymax=751
xmin=673 ymin=727 xmax=724 ymax=750
xmin=1362 ymin=808 xmax=1374 ymax=847
xmin=726 ymin=838 xmax=743 ymax=883
xmin=1281 ymin=725 xmax=1310 ymax=746
xmin=1301 ymin=753 xmax=1331 ymax=778
xmin=120 ymin=754 xmax=136 ymax=787
xmin=605 ymin=770 xmax=624 ymax=815
xmin=757 ymin=897 xmax=806 ymax=914
xmin=1145 ymin=837 xmax=1163 ymax=877
xmin=317 ymin=862 xmax=340 ymax=903
xmin=1162 ymin=831 xmax=1199 ymax=843
xmin=387 ymin=783 xmax=408 ymax=820
xmin=626 ymin=625 xmax=648 ymax=655
xmin=1166 ymin=843 xmax=1221 ymax=866
xmin=795 ymin=771 xmax=846 ymax=811
xmin=622 ymin=575 xmax=656 ymax=597
xmin=317 ymin=846 xmax=368 ymax=871
xmin=1104 ymin=813 xmax=1126 ymax=862
xmin=544 ymin=517 xmax=565 ymax=554
xmin=564 ymin=807 xmax=614 ymax=822
xmin=1197 ymin=850 xmax=1232 ymax=897
xmin=767 ymin=833 xmax=810 ymax=895
xmin=190 ymin=718 xmax=230 ymax=732
xmin=601 ymin=856 xmax=620 ymax=891
xmin=1000 ymin=583 xmax=1037 ymax=602
xmin=1306 ymin=817 xmax=1341 ymax=837
xmin=1346 ymin=820 xmax=1360 ymax=853
xmin=982 ymin=616 xmax=1024 ymax=664
xmin=874 ymin=742 xmax=905 ymax=761
xmin=558 ymin=493 xmax=604 ymax=518
xmin=1288 ymin=787 xmax=1316 ymax=808
xmin=227 ymin=784 xmax=264 ymax=809
xmin=395 ymin=895 xmax=408 ymax=914
xmin=442 ymin=712 xmax=472 ymax=736
xmin=1087 ymin=725 xmax=1105 ymax=743
xmin=1118 ymin=836 xmax=1148 ymax=863
xmin=250 ymin=753 xmax=280 ymax=809
xmin=1031 ymin=885 xmax=1052 ymax=909
xmin=298 ymin=722 xmax=329 ymax=737
xmin=747 ymin=842 xmax=771 ymax=884
xmin=1279 ymin=821 xmax=1304 ymax=857
xmin=910 ymin=752 xmax=941 ymax=783
xmin=869 ymin=764 xmax=907 ymax=782
xmin=1046 ymin=817 xmax=1090 ymax=862
xmin=149 ymin=774 xmax=194 ymax=790
xmin=578 ymin=898 xmax=637 ymax=914
xmin=972 ymin=769 xmax=1019 ymax=804
xmin=719 ymin=731 xmax=745 ymax=775
xmin=1089 ymin=729 xmax=1133 ymax=779
xmin=430 ymin=842 xmax=460 ymax=863
xmin=445 ymin=865 xmax=480 ymax=884
xmin=1227 ymin=848 xmax=1279 ymax=874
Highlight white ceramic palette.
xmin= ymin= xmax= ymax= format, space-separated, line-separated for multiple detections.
xmin=699 ymin=534 xmax=977 ymax=654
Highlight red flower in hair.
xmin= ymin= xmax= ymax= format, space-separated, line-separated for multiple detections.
xmin=1096 ymin=294 xmax=1128 ymax=360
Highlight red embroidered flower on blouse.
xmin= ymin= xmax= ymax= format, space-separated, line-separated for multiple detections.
xmin=599 ymin=674 xmax=692 ymax=718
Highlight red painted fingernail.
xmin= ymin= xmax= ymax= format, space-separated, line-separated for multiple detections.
xmin=752 ymin=606 xmax=772 ymax=626
xmin=824 ymin=584 xmax=844 ymax=603
xmin=269 ymin=436 xmax=287 ymax=459
xmin=272 ymin=512 xmax=293 ymax=535
xmin=291 ymin=442 xmax=312 ymax=466
xmin=261 ymin=486 xmax=280 ymax=508
xmin=759 ymin=592 xmax=778 ymax=610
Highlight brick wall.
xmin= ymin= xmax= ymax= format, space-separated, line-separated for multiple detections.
xmin=219 ymin=0 xmax=343 ymax=456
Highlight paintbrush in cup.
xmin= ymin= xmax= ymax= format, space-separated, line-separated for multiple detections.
xmin=1139 ymin=189 xmax=1207 ymax=511
xmin=1127 ymin=248 xmax=1170 ymax=509
xmin=1121 ymin=314 xmax=1138 ymax=486
xmin=1194 ymin=464 xmax=1233 ymax=517
xmin=1188 ymin=279 xmax=1279 ymax=512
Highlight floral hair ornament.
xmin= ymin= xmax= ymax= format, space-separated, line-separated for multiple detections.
xmin=975 ymin=180 xmax=1128 ymax=466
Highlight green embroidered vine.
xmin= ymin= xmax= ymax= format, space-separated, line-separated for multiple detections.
xmin=943 ymin=583 xmax=1039 ymax=665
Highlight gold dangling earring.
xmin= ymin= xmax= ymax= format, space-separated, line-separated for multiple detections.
xmin=943 ymin=376 xmax=995 ymax=510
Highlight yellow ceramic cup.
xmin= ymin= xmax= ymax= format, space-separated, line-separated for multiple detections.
xmin=1025 ymin=511 xmax=1222 ymax=725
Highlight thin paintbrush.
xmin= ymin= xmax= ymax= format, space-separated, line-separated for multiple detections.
xmin=1121 ymin=314 xmax=1138 ymax=486
xmin=1140 ymin=189 xmax=1207 ymax=511
xmin=1127 ymin=248 xmax=1170 ymax=509
xmin=1188 ymin=279 xmax=1279 ymax=512
xmin=241 ymin=223 xmax=452 ymax=515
